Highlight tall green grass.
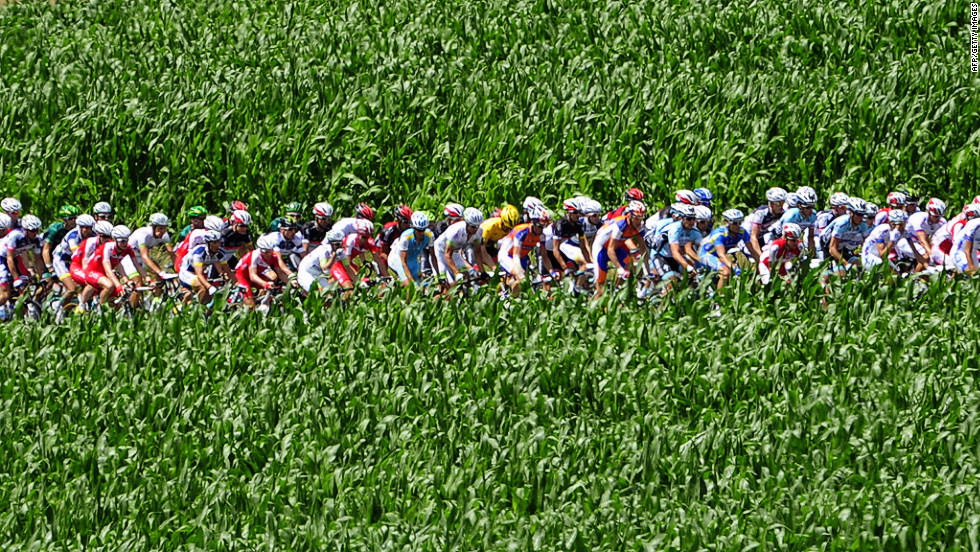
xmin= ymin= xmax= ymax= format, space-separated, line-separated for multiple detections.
xmin=1 ymin=0 xmax=978 ymax=224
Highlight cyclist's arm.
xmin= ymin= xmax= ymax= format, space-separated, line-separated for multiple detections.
xmin=140 ymin=244 xmax=163 ymax=275
xmin=540 ymin=243 xmax=555 ymax=274
xmin=748 ymin=225 xmax=763 ymax=261
xmin=684 ymin=242 xmax=700 ymax=264
xmin=915 ymin=230 xmax=930 ymax=255
xmin=670 ymin=242 xmax=693 ymax=271
xmin=103 ymin=255 xmax=123 ymax=289
xmin=32 ymin=249 xmax=45 ymax=277
xmin=400 ymin=250 xmax=414 ymax=282
xmin=967 ymin=240 xmax=977 ymax=272
xmin=580 ymin=233 xmax=593 ymax=263
xmin=6 ymin=249 xmax=18 ymax=278
xmin=829 ymin=237 xmax=846 ymax=265
xmin=551 ymin=238 xmax=570 ymax=272
xmin=715 ymin=244 xmax=733 ymax=269
xmin=42 ymin=241 xmax=55 ymax=268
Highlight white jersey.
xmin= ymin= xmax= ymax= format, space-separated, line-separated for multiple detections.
xmin=271 ymin=231 xmax=304 ymax=254
xmin=331 ymin=218 xmax=372 ymax=237
xmin=434 ymin=221 xmax=481 ymax=252
xmin=861 ymin=224 xmax=897 ymax=260
xmin=298 ymin=242 xmax=346 ymax=277
xmin=952 ymin=219 xmax=980 ymax=254
xmin=128 ymin=226 xmax=170 ymax=250
xmin=905 ymin=212 xmax=945 ymax=242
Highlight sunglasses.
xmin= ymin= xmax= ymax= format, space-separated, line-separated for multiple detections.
xmin=683 ymin=216 xmax=696 ymax=221
xmin=532 ymin=222 xmax=544 ymax=229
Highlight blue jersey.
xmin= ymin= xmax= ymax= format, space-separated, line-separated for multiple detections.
xmin=394 ymin=228 xmax=434 ymax=260
xmin=700 ymin=226 xmax=749 ymax=257
xmin=655 ymin=221 xmax=703 ymax=257
xmin=779 ymin=208 xmax=817 ymax=230
xmin=824 ymin=215 xmax=869 ymax=251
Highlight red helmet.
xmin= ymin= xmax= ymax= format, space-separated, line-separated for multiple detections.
xmin=394 ymin=204 xmax=413 ymax=222
xmin=490 ymin=207 xmax=502 ymax=218
xmin=356 ymin=202 xmax=374 ymax=221
xmin=625 ymin=188 xmax=644 ymax=201
xmin=230 ymin=200 xmax=248 ymax=212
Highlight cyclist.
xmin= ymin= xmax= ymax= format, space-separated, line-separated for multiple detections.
xmin=931 ymin=203 xmax=975 ymax=270
xmin=377 ymin=204 xmax=414 ymax=260
xmin=341 ymin=222 xmax=390 ymax=285
xmin=905 ymin=198 xmax=946 ymax=262
xmin=743 ymin=187 xmax=786 ymax=260
xmin=952 ymin=207 xmax=980 ymax=274
xmin=41 ymin=205 xmax=80 ymax=279
xmin=267 ymin=202 xmax=304 ymax=233
xmin=124 ymin=213 xmax=175 ymax=280
xmin=434 ymin=208 xmax=493 ymax=283
xmin=592 ymin=201 xmax=647 ymax=299
xmin=480 ymin=204 xmax=520 ymax=261
xmin=815 ymin=193 xmax=849 ymax=255
xmin=777 ymin=187 xmax=818 ymax=254
xmin=297 ymin=230 xmax=351 ymax=294
xmin=693 ymin=188 xmax=713 ymax=208
xmin=174 ymin=216 xmax=226 ymax=270
xmin=699 ymin=208 xmax=749 ymax=290
xmin=604 ymin=188 xmax=645 ymax=220
xmin=70 ymin=221 xmax=113 ymax=297
xmin=93 ymin=202 xmax=113 ymax=222
xmin=499 ymin=207 xmax=552 ymax=295
xmin=646 ymin=190 xmax=698 ymax=228
xmin=874 ymin=192 xmax=907 ymax=227
xmin=51 ymin=214 xmax=96 ymax=305
xmin=272 ymin=220 xmax=305 ymax=270
xmin=693 ymin=205 xmax=713 ymax=236
xmin=549 ymin=198 xmax=592 ymax=290
xmin=389 ymin=212 xmax=436 ymax=287
xmin=332 ymin=202 xmax=376 ymax=237
xmin=78 ymin=225 xmax=149 ymax=311
xmin=301 ymin=202 xmax=334 ymax=253
xmin=0 ymin=214 xmax=45 ymax=314
xmin=1 ymin=197 xmax=22 ymax=229
xmin=178 ymin=230 xmax=233 ymax=305
xmin=522 ymin=197 xmax=546 ymax=223
xmin=759 ymin=223 xmax=802 ymax=285
xmin=650 ymin=204 xmax=702 ymax=287
xmin=825 ymin=198 xmax=870 ymax=276
xmin=234 ymin=234 xmax=295 ymax=308
xmin=221 ymin=210 xmax=254 ymax=268
xmin=177 ymin=206 xmax=208 ymax=241
xmin=862 ymin=210 xmax=904 ymax=272
xmin=434 ymin=203 xmax=465 ymax=238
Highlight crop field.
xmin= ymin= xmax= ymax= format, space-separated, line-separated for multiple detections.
xmin=2 ymin=0 xmax=980 ymax=549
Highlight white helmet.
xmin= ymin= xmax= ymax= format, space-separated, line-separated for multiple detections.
xmin=846 ymin=197 xmax=865 ymax=213
xmin=785 ymin=193 xmax=799 ymax=208
xmin=256 ymin=234 xmax=278 ymax=251
xmin=203 ymin=230 xmax=223 ymax=242
xmin=722 ymin=209 xmax=744 ymax=224
xmin=463 ymin=207 xmax=484 ymax=227
xmin=111 ymin=225 xmax=132 ymax=240
xmin=926 ymin=198 xmax=946 ymax=217
xmin=1 ymin=197 xmax=22 ymax=213
xmin=204 ymin=215 xmax=225 ymax=232
xmin=94 ymin=221 xmax=114 ymax=236
xmin=796 ymin=187 xmax=818 ymax=207
xmin=93 ymin=201 xmax=113 ymax=214
xmin=0 ymin=213 xmax=10 ymax=230
xmin=888 ymin=209 xmax=908 ymax=224
xmin=864 ymin=202 xmax=879 ymax=218
xmin=313 ymin=202 xmax=334 ymax=219
xmin=149 ymin=213 xmax=170 ymax=226
xmin=676 ymin=204 xmax=696 ymax=218
xmin=830 ymin=192 xmax=850 ymax=207
xmin=523 ymin=196 xmax=545 ymax=213
xmin=766 ymin=187 xmax=788 ymax=203
xmin=231 ymin=210 xmax=252 ymax=226
xmin=410 ymin=211 xmax=430 ymax=230
xmin=782 ymin=223 xmax=802 ymax=240
xmin=76 ymin=214 xmax=96 ymax=228
xmin=326 ymin=229 xmax=345 ymax=243
xmin=626 ymin=200 xmax=647 ymax=216
xmin=21 ymin=214 xmax=42 ymax=231
xmin=964 ymin=204 xmax=980 ymax=219
xmin=693 ymin=205 xmax=712 ymax=221
xmin=582 ymin=200 xmax=602 ymax=215
xmin=674 ymin=190 xmax=700 ymax=205
xmin=443 ymin=203 xmax=465 ymax=218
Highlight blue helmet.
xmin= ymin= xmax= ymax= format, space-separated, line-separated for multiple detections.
xmin=693 ymin=188 xmax=713 ymax=206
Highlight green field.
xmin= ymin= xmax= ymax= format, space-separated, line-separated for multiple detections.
xmin=3 ymin=0 xmax=980 ymax=549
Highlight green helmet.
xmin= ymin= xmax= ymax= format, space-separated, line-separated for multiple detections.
xmin=188 ymin=205 xmax=207 ymax=218
xmin=58 ymin=204 xmax=81 ymax=218
xmin=285 ymin=202 xmax=302 ymax=214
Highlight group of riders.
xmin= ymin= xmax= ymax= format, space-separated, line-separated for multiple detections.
xmin=0 ymin=183 xmax=976 ymax=317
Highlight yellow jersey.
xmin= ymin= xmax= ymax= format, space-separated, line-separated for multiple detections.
xmin=481 ymin=217 xmax=510 ymax=243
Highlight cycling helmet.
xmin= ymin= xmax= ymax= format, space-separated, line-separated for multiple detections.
xmin=230 ymin=200 xmax=249 ymax=212
xmin=0 ymin=213 xmax=10 ymax=230
xmin=693 ymin=188 xmax=713 ymax=206
xmin=204 ymin=230 xmax=223 ymax=242
xmin=21 ymin=214 xmax=42 ymax=231
xmin=722 ymin=209 xmax=744 ymax=224
xmin=279 ymin=219 xmax=300 ymax=230
xmin=582 ymin=200 xmax=602 ymax=215
xmin=149 ymin=213 xmax=170 ymax=226
xmin=285 ymin=202 xmax=302 ymax=214
xmin=410 ymin=211 xmax=429 ymax=230
xmin=796 ymin=187 xmax=818 ymax=207
xmin=523 ymin=196 xmax=545 ymax=213
xmin=782 ymin=223 xmax=802 ymax=240
xmin=204 ymin=215 xmax=225 ymax=232
xmin=863 ymin=202 xmax=879 ymax=218
xmin=110 ymin=225 xmax=132 ymax=240
xmin=624 ymin=188 xmax=644 ymax=201
xmin=355 ymin=221 xmax=375 ymax=236
xmin=500 ymin=205 xmax=520 ymax=227
xmin=313 ymin=202 xmax=334 ymax=219
xmin=562 ymin=198 xmax=581 ymax=213
xmin=965 ymin=204 xmax=980 ymax=219
xmin=231 ymin=210 xmax=252 ymax=226
xmin=93 ymin=202 xmax=113 ymax=215
xmin=1 ymin=198 xmax=22 ymax=213
xmin=676 ymin=204 xmax=696 ymax=218
xmin=394 ymin=204 xmax=413 ymax=222
xmin=693 ymin=205 xmax=712 ymax=221
xmin=846 ymin=197 xmax=865 ymax=213
xmin=674 ymin=190 xmax=700 ymax=205
xmin=766 ymin=187 xmax=788 ymax=203
xmin=326 ymin=229 xmax=345 ymax=244
xmin=785 ymin=193 xmax=800 ymax=208
xmin=626 ymin=200 xmax=647 ymax=216
xmin=356 ymin=202 xmax=375 ymax=221
xmin=443 ymin=203 xmax=465 ymax=218
xmin=463 ymin=207 xmax=484 ymax=227
xmin=256 ymin=234 xmax=278 ymax=251
xmin=188 ymin=206 xmax=207 ymax=218
xmin=973 ymin=196 xmax=980 ymax=205
xmin=93 ymin=221 xmax=114 ymax=236
xmin=58 ymin=205 xmax=81 ymax=218
xmin=926 ymin=198 xmax=946 ymax=217
xmin=888 ymin=209 xmax=909 ymax=224
xmin=528 ymin=207 xmax=551 ymax=224
xmin=886 ymin=192 xmax=907 ymax=207
xmin=76 ymin=214 xmax=96 ymax=228
xmin=829 ymin=192 xmax=850 ymax=207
